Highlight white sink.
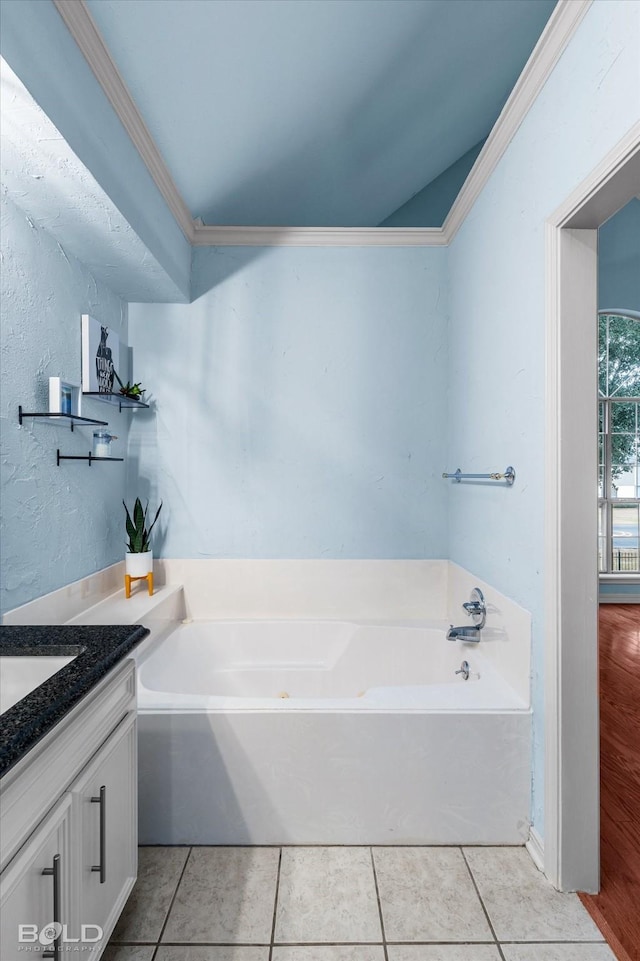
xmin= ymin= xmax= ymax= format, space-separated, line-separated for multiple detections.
xmin=0 ymin=656 xmax=76 ymax=715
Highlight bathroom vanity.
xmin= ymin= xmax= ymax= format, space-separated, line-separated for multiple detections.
xmin=0 ymin=625 xmax=148 ymax=959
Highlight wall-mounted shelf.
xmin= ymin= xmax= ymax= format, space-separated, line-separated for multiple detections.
xmin=57 ymin=450 xmax=124 ymax=466
xmin=82 ymin=392 xmax=149 ymax=411
xmin=18 ymin=406 xmax=108 ymax=432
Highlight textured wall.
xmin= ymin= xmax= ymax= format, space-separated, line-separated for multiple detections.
xmin=0 ymin=0 xmax=191 ymax=299
xmin=0 ymin=59 xmax=187 ymax=304
xmin=446 ymin=0 xmax=640 ymax=834
xmin=0 ymin=194 xmax=128 ymax=616
xmin=127 ymin=245 xmax=448 ymax=559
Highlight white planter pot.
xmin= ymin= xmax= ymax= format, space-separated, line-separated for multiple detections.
xmin=125 ymin=550 xmax=153 ymax=578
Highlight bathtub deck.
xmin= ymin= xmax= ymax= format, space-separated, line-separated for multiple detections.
xmin=106 ymin=844 xmax=613 ymax=959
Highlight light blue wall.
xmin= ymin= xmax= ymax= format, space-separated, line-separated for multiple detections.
xmin=0 ymin=0 xmax=191 ymax=301
xmin=127 ymin=246 xmax=449 ymax=559
xmin=446 ymin=0 xmax=639 ymax=834
xmin=598 ymin=198 xmax=640 ymax=310
xmin=380 ymin=141 xmax=485 ymax=228
xmin=0 ymin=194 xmax=129 ymax=616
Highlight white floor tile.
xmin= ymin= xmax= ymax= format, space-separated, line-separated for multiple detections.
xmin=102 ymin=948 xmax=155 ymax=961
xmin=275 ymin=847 xmax=382 ymax=943
xmin=111 ymin=846 xmax=189 ymax=943
xmin=387 ymin=947 xmax=501 ymax=961
xmin=155 ymin=949 xmax=269 ymax=961
xmin=272 ymin=948 xmax=385 ymax=961
xmin=373 ymin=847 xmax=492 ymax=942
xmin=463 ymin=848 xmax=605 ymax=942
xmin=162 ymin=847 xmax=279 ymax=944
xmin=500 ymin=945 xmax=617 ymax=961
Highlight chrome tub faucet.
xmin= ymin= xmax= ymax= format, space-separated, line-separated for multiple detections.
xmin=447 ymin=587 xmax=486 ymax=643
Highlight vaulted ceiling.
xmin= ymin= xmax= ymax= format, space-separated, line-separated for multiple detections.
xmin=84 ymin=0 xmax=557 ymax=227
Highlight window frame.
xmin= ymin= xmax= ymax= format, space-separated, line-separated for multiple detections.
xmin=598 ymin=310 xmax=640 ymax=575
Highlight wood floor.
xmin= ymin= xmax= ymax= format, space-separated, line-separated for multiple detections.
xmin=580 ymin=603 xmax=640 ymax=961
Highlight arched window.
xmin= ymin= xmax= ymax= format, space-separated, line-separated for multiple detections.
xmin=598 ymin=310 xmax=640 ymax=572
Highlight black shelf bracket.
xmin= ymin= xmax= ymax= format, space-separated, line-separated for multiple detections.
xmin=56 ymin=450 xmax=124 ymax=466
xmin=18 ymin=406 xmax=108 ymax=432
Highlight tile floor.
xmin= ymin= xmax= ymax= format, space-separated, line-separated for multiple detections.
xmin=104 ymin=846 xmax=615 ymax=961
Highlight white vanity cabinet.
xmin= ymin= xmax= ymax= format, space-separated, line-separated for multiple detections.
xmin=0 ymin=658 xmax=137 ymax=960
xmin=71 ymin=711 xmax=137 ymax=944
xmin=0 ymin=796 xmax=73 ymax=959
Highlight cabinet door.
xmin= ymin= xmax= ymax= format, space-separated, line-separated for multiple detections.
xmin=0 ymin=795 xmax=73 ymax=961
xmin=72 ymin=711 xmax=137 ymax=950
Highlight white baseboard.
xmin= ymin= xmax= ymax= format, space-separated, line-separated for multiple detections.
xmin=526 ymin=826 xmax=545 ymax=873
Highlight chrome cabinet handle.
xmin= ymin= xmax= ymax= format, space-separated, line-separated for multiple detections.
xmin=41 ymin=854 xmax=61 ymax=958
xmin=90 ymin=785 xmax=106 ymax=883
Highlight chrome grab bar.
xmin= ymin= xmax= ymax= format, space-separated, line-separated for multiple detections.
xmin=442 ymin=466 xmax=515 ymax=486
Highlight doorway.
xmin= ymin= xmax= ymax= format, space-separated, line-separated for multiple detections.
xmin=544 ymin=123 xmax=640 ymax=894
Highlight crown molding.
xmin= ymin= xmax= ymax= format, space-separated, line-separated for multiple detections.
xmin=53 ymin=0 xmax=593 ymax=248
xmin=191 ymin=225 xmax=447 ymax=247
xmin=52 ymin=0 xmax=195 ymax=243
xmin=442 ymin=0 xmax=593 ymax=244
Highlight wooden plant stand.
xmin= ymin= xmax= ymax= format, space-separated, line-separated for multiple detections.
xmin=125 ymin=572 xmax=153 ymax=598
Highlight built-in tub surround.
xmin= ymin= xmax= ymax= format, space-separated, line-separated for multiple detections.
xmin=135 ymin=616 xmax=530 ymax=846
xmin=153 ymin=559 xmax=449 ymax=621
xmin=128 ymin=559 xmax=532 ymax=845
xmin=138 ymin=619 xmax=524 ymax=711
xmin=1 ymin=558 xmax=532 ymax=843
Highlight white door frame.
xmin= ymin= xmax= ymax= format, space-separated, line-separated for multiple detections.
xmin=544 ymin=121 xmax=640 ymax=892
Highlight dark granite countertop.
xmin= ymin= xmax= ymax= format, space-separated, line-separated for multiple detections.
xmin=0 ymin=624 xmax=149 ymax=778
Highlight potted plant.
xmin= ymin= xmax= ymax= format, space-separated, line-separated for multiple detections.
xmin=114 ymin=369 xmax=145 ymax=401
xmin=123 ymin=497 xmax=162 ymax=578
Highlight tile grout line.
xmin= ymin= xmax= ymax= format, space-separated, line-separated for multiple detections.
xmin=136 ymin=842 xmax=525 ymax=849
xmin=269 ymin=847 xmax=283 ymax=958
xmin=140 ymin=940 xmax=502 ymax=947
xmin=459 ymin=846 xmax=507 ymax=961
xmin=153 ymin=845 xmax=193 ymax=950
xmin=111 ymin=937 xmax=616 ymax=948
xmin=370 ymin=847 xmax=389 ymax=961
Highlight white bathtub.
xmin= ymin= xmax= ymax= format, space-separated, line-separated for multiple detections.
xmin=135 ymin=619 xmax=531 ymax=845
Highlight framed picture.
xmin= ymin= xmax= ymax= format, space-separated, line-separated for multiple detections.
xmin=81 ymin=314 xmax=122 ymax=394
xmin=49 ymin=377 xmax=81 ymax=416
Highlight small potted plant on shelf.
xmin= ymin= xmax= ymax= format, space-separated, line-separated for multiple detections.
xmin=114 ymin=370 xmax=145 ymax=402
xmin=123 ymin=497 xmax=162 ymax=581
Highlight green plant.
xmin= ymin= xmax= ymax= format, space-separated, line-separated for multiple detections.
xmin=114 ymin=369 xmax=144 ymax=399
xmin=123 ymin=497 xmax=162 ymax=553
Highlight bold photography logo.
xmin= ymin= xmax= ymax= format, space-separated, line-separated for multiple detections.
xmin=18 ymin=922 xmax=103 ymax=950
